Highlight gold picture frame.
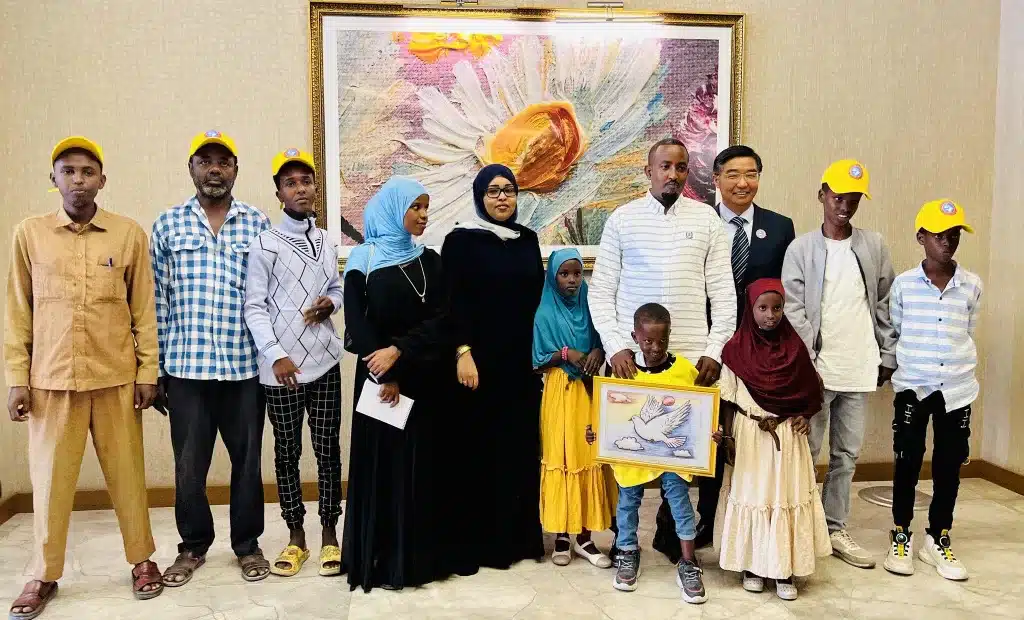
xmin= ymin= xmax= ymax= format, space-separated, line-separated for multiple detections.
xmin=309 ymin=2 xmax=746 ymax=269
xmin=592 ymin=376 xmax=720 ymax=478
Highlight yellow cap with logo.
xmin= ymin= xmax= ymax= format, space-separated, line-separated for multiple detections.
xmin=189 ymin=130 xmax=238 ymax=158
xmin=51 ymin=136 xmax=104 ymax=167
xmin=915 ymin=199 xmax=974 ymax=234
xmin=821 ymin=159 xmax=871 ymax=199
xmin=271 ymin=148 xmax=316 ymax=176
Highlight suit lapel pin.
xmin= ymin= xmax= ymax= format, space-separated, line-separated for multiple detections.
xmin=755 ymin=228 xmax=767 ymax=239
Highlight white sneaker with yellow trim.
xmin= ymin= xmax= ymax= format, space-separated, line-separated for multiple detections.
xmin=918 ymin=530 xmax=968 ymax=581
xmin=883 ymin=527 xmax=915 ymax=576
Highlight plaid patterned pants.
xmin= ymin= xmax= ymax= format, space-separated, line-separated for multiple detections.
xmin=265 ymin=365 xmax=343 ymax=529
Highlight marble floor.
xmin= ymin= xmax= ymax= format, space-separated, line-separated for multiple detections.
xmin=1 ymin=479 xmax=1022 ymax=620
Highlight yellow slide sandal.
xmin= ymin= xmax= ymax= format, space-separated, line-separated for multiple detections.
xmin=319 ymin=545 xmax=341 ymax=577
xmin=270 ymin=545 xmax=310 ymax=577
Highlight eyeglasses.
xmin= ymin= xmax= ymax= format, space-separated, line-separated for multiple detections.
xmin=485 ymin=185 xmax=518 ymax=198
xmin=722 ymin=172 xmax=760 ymax=182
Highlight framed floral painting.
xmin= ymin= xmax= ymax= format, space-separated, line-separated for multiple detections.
xmin=310 ymin=3 xmax=745 ymax=265
xmin=592 ymin=376 xmax=720 ymax=478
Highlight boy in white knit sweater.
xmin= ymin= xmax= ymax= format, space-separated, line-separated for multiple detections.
xmin=243 ymin=148 xmax=344 ymax=578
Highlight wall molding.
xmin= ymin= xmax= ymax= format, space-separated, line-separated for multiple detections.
xmin=0 ymin=461 xmax=1020 ymax=528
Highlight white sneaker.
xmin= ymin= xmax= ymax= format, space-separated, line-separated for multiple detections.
xmin=883 ymin=527 xmax=915 ymax=576
xmin=775 ymin=579 xmax=798 ymax=601
xmin=918 ymin=531 xmax=968 ymax=581
xmin=830 ymin=530 xmax=876 ymax=569
xmin=742 ymin=571 xmax=764 ymax=593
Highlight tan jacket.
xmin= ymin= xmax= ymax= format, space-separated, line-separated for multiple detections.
xmin=4 ymin=207 xmax=159 ymax=391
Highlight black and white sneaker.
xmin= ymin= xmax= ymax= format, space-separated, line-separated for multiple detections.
xmin=676 ymin=560 xmax=708 ymax=604
xmin=883 ymin=527 xmax=915 ymax=576
xmin=919 ymin=530 xmax=968 ymax=581
xmin=613 ymin=549 xmax=641 ymax=591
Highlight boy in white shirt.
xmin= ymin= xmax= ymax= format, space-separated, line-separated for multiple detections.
xmin=781 ymin=159 xmax=897 ymax=569
xmin=882 ymin=200 xmax=981 ymax=581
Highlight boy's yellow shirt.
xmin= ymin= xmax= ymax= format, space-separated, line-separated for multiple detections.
xmin=612 ymin=353 xmax=700 ymax=487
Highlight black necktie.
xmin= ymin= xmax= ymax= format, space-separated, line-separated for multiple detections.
xmin=730 ymin=216 xmax=749 ymax=288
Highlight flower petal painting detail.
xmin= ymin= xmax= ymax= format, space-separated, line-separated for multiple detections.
xmin=400 ymin=33 xmax=502 ymax=63
xmin=482 ymin=101 xmax=587 ymax=192
xmin=334 ymin=29 xmax=722 ymax=246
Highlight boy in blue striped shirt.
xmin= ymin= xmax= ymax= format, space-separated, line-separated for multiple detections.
xmin=883 ymin=199 xmax=982 ymax=581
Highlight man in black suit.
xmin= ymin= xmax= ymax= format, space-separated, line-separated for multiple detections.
xmin=653 ymin=145 xmax=796 ymax=562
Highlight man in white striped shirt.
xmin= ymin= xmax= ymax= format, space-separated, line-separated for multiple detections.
xmin=883 ymin=199 xmax=981 ymax=582
xmin=590 ymin=138 xmax=736 ymax=385
xmin=590 ymin=137 xmax=736 ymax=574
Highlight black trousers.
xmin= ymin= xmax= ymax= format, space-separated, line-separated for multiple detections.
xmin=265 ymin=366 xmax=343 ymax=529
xmin=168 ymin=377 xmax=266 ymax=557
xmin=892 ymin=390 xmax=971 ymax=535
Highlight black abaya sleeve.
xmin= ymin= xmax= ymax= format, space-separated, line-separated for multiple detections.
xmin=344 ymin=270 xmax=396 ymax=383
xmin=528 ymin=232 xmax=544 ymax=307
xmin=441 ymin=233 xmax=473 ymax=350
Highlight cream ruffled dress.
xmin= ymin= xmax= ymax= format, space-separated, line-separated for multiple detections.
xmin=717 ymin=365 xmax=832 ymax=579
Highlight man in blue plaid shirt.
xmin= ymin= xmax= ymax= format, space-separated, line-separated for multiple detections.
xmin=151 ymin=131 xmax=272 ymax=586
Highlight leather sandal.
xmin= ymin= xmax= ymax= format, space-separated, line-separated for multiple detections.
xmin=238 ymin=550 xmax=271 ymax=582
xmin=162 ymin=551 xmax=205 ymax=587
xmin=132 ymin=561 xmax=164 ymax=600
xmin=9 ymin=581 xmax=57 ymax=620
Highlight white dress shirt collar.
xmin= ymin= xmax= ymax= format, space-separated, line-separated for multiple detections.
xmin=719 ymin=203 xmax=754 ymax=224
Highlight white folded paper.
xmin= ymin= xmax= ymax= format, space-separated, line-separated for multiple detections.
xmin=355 ymin=378 xmax=413 ymax=430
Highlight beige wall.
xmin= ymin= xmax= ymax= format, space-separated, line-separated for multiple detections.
xmin=981 ymin=0 xmax=1024 ymax=475
xmin=0 ymin=0 xmax=1004 ymax=499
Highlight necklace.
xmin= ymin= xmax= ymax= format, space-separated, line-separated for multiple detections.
xmin=399 ymin=257 xmax=427 ymax=303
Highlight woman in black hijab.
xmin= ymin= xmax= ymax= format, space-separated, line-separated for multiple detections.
xmin=442 ymin=164 xmax=545 ymax=571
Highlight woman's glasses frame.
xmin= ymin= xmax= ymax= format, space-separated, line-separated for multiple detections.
xmin=485 ymin=185 xmax=518 ymax=198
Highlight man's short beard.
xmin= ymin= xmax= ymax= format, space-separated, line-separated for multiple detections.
xmin=199 ymin=184 xmax=230 ymax=199
xmin=68 ymin=193 xmax=93 ymax=209
xmin=659 ymin=190 xmax=680 ymax=206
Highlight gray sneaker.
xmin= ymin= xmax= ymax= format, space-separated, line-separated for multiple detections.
xmin=676 ymin=560 xmax=708 ymax=604
xmin=613 ymin=549 xmax=641 ymax=592
xmin=830 ymin=530 xmax=876 ymax=569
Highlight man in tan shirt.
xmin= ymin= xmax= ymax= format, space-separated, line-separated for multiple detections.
xmin=5 ymin=137 xmax=164 ymax=619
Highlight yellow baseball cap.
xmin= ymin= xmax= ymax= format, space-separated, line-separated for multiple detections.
xmin=821 ymin=159 xmax=871 ymax=199
xmin=271 ymin=148 xmax=316 ymax=176
xmin=915 ymin=199 xmax=974 ymax=234
xmin=51 ymin=136 xmax=104 ymax=167
xmin=188 ymin=130 xmax=238 ymax=158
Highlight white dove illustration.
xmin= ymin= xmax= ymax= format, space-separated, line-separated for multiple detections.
xmin=630 ymin=395 xmax=691 ymax=449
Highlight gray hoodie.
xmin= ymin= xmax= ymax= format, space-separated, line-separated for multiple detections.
xmin=781 ymin=226 xmax=897 ymax=369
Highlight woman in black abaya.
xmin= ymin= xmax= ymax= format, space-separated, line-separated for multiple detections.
xmin=340 ymin=177 xmax=456 ymax=591
xmin=442 ymin=164 xmax=545 ymax=570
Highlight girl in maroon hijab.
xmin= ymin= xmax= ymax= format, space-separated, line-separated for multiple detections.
xmin=716 ymin=278 xmax=830 ymax=601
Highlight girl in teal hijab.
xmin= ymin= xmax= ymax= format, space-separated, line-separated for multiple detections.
xmin=532 ymin=248 xmax=603 ymax=379
xmin=534 ymin=248 xmax=614 ymax=569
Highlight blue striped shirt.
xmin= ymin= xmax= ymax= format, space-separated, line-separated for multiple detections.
xmin=151 ymin=197 xmax=271 ymax=381
xmin=890 ymin=263 xmax=982 ymax=411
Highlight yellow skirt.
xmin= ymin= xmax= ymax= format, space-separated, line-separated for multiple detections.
xmin=539 ymin=367 xmax=617 ymax=534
